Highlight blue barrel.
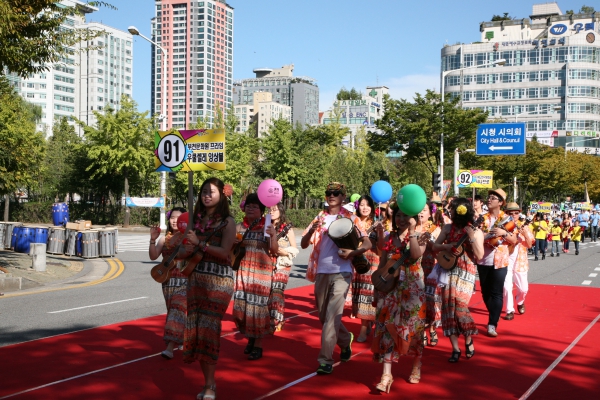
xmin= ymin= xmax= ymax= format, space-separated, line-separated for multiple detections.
xmin=76 ymin=232 xmax=83 ymax=257
xmin=16 ymin=227 xmax=34 ymax=253
xmin=11 ymin=226 xmax=21 ymax=250
xmin=52 ymin=202 xmax=69 ymax=226
xmin=33 ymin=227 xmax=48 ymax=244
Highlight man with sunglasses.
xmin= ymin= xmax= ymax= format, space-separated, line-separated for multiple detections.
xmin=502 ymin=202 xmax=534 ymax=321
xmin=478 ymin=188 xmax=517 ymax=337
xmin=301 ymin=182 xmax=371 ymax=375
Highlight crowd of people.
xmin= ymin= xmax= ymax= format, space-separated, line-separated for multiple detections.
xmin=148 ymin=177 xmax=588 ymax=397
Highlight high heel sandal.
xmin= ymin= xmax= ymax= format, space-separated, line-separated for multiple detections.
xmin=465 ymin=339 xmax=475 ymax=359
xmin=248 ymin=347 xmax=263 ymax=360
xmin=197 ymin=384 xmax=216 ymax=400
xmin=429 ymin=330 xmax=438 ymax=347
xmin=448 ymin=350 xmax=461 ymax=363
xmin=376 ymin=373 xmax=394 ymax=393
xmin=244 ymin=338 xmax=255 ymax=354
xmin=408 ymin=361 xmax=422 ymax=384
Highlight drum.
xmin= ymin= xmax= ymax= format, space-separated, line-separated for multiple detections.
xmin=80 ymin=230 xmax=99 ymax=258
xmin=47 ymin=227 xmax=66 ymax=254
xmin=52 ymin=202 xmax=69 ymax=226
xmin=7 ymin=222 xmax=22 ymax=250
xmin=98 ymin=228 xmax=116 ymax=257
xmin=327 ymin=218 xmax=370 ymax=274
xmin=32 ymin=226 xmax=48 ymax=244
xmin=65 ymin=229 xmax=78 ymax=256
xmin=16 ymin=227 xmax=35 ymax=253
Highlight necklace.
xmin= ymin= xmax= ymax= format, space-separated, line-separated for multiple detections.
xmin=195 ymin=212 xmax=221 ymax=233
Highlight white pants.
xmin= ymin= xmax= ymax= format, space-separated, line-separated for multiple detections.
xmin=503 ymin=261 xmax=529 ymax=313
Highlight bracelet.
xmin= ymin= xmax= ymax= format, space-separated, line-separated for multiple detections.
xmin=201 ymin=243 xmax=209 ymax=253
xmin=409 ymin=234 xmax=418 ymax=238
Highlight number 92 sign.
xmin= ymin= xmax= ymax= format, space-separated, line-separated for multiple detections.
xmin=456 ymin=169 xmax=493 ymax=188
xmin=154 ymin=129 xmax=226 ymax=172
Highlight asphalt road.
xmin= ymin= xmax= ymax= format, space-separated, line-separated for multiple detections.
xmin=1 ymin=233 xmax=599 ymax=347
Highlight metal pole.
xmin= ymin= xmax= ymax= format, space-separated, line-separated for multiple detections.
xmin=453 ymin=148 xmax=459 ymax=196
xmin=159 ymin=45 xmax=167 ymax=230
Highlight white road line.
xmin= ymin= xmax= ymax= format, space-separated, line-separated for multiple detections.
xmin=589 ymin=273 xmax=598 ymax=278
xmin=519 ymin=312 xmax=600 ymax=400
xmin=595 ymin=268 xmax=600 ymax=271
xmin=48 ymin=297 xmax=148 ymax=314
xmin=582 ymin=280 xmax=592 ymax=285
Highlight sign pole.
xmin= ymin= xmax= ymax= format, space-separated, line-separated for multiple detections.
xmin=188 ymin=171 xmax=194 ymax=231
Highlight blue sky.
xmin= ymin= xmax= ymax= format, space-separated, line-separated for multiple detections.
xmin=89 ymin=0 xmax=588 ymax=113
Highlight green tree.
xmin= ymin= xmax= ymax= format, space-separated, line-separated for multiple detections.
xmin=491 ymin=13 xmax=513 ymax=21
xmin=579 ymin=5 xmax=595 ymax=13
xmin=0 ymin=0 xmax=114 ymax=77
xmin=75 ymin=95 xmax=153 ymax=227
xmin=368 ymin=91 xmax=488 ymax=178
xmin=336 ymin=86 xmax=362 ymax=100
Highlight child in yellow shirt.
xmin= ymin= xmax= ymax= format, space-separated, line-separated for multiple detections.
xmin=550 ymin=220 xmax=562 ymax=257
xmin=570 ymin=220 xmax=583 ymax=256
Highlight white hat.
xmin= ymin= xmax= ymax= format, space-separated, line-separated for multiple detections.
xmin=342 ymin=203 xmax=356 ymax=213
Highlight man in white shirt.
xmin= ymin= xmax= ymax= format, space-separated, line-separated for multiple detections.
xmin=301 ymin=182 xmax=371 ymax=375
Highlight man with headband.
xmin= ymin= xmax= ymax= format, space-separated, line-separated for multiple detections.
xmin=301 ymin=182 xmax=371 ymax=375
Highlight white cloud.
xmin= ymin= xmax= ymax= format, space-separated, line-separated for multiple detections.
xmin=385 ymin=74 xmax=440 ymax=101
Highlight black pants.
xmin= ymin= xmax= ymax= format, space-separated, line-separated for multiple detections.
xmin=477 ymin=264 xmax=508 ymax=328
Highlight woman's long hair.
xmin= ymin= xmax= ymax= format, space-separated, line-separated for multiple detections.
xmin=166 ymin=207 xmax=187 ymax=234
xmin=356 ymin=195 xmax=375 ymax=220
xmin=193 ymin=178 xmax=231 ymax=221
xmin=271 ymin=202 xmax=290 ymax=231
xmin=429 ymin=202 xmax=445 ymax=228
xmin=450 ymin=198 xmax=475 ymax=229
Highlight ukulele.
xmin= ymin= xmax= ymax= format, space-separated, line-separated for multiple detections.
xmin=150 ymin=233 xmax=184 ymax=284
xmin=178 ymin=220 xmax=229 ymax=277
xmin=436 ymin=216 xmax=485 ymax=271
xmin=371 ymin=225 xmax=435 ymax=294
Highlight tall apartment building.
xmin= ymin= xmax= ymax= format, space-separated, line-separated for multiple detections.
xmin=442 ymin=2 xmax=600 ymax=152
xmin=233 ymin=64 xmax=319 ymax=127
xmin=5 ymin=1 xmax=134 ymax=136
xmin=234 ymin=91 xmax=291 ymax=136
xmin=150 ymin=0 xmax=234 ymax=130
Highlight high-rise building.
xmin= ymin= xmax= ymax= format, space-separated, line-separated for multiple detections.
xmin=233 ymin=64 xmax=319 ymax=127
xmin=234 ymin=91 xmax=291 ymax=136
xmin=442 ymin=2 xmax=600 ymax=152
xmin=150 ymin=0 xmax=234 ymax=130
xmin=5 ymin=1 xmax=134 ymax=136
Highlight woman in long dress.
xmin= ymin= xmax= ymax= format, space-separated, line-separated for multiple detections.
xmin=233 ymin=193 xmax=278 ymax=361
xmin=149 ymin=207 xmax=187 ymax=360
xmin=352 ymin=195 xmax=379 ymax=342
xmin=431 ymin=198 xmax=484 ymax=363
xmin=182 ymin=178 xmax=236 ymax=400
xmin=268 ymin=202 xmax=298 ymax=333
xmin=372 ymin=207 xmax=427 ymax=392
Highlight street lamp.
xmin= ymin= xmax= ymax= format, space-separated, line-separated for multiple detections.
xmin=128 ymin=25 xmax=168 ymax=230
xmin=440 ymin=58 xmax=506 ymax=188
xmin=565 ymin=136 xmax=600 ymax=160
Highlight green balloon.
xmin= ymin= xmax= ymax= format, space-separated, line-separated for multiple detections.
xmin=396 ymin=184 xmax=427 ymax=216
xmin=350 ymin=193 xmax=361 ymax=202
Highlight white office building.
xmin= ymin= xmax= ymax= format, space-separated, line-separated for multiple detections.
xmin=234 ymin=91 xmax=291 ymax=136
xmin=442 ymin=2 xmax=600 ymax=153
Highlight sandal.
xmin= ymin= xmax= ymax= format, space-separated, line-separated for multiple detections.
xmin=448 ymin=350 xmax=461 ymax=363
xmin=429 ymin=330 xmax=438 ymax=347
xmin=243 ymin=338 xmax=255 ymax=355
xmin=376 ymin=373 xmax=394 ymax=393
xmin=197 ymin=384 xmax=216 ymax=400
xmin=248 ymin=347 xmax=263 ymax=360
xmin=465 ymin=339 xmax=475 ymax=359
xmin=408 ymin=361 xmax=422 ymax=384
xmin=423 ymin=332 xmax=428 ymax=347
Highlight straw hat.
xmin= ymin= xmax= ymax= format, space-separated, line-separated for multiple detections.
xmin=430 ymin=194 xmax=442 ymax=204
xmin=505 ymin=202 xmax=521 ymax=211
xmin=488 ymin=188 xmax=507 ymax=202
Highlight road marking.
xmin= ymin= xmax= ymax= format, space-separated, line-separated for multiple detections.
xmin=519 ymin=312 xmax=600 ymax=400
xmin=589 ymin=273 xmax=598 ymax=278
xmin=582 ymin=280 xmax=592 ymax=285
xmin=595 ymin=268 xmax=600 ymax=271
xmin=48 ymin=297 xmax=148 ymax=314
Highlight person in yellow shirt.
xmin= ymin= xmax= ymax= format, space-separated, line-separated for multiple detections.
xmin=570 ymin=220 xmax=583 ymax=255
xmin=531 ymin=212 xmax=548 ymax=261
xmin=550 ymin=219 xmax=562 ymax=257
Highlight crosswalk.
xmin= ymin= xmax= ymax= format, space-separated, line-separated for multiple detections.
xmin=117 ymin=235 xmax=150 ymax=252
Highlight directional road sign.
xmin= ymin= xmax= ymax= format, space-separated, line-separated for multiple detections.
xmin=476 ymin=123 xmax=526 ymax=156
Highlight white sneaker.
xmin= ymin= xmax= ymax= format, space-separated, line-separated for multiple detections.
xmin=487 ymin=325 xmax=498 ymax=337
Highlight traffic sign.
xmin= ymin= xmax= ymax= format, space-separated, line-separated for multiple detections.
xmin=476 ymin=123 xmax=526 ymax=155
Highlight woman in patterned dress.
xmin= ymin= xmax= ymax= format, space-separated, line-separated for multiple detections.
xmin=233 ymin=193 xmax=279 ymax=361
xmin=352 ymin=195 xmax=379 ymax=342
xmin=431 ymin=198 xmax=484 ymax=363
xmin=268 ymin=202 xmax=298 ymax=333
xmin=419 ymin=202 xmax=443 ymax=347
xmin=149 ymin=207 xmax=187 ymax=360
xmin=182 ymin=178 xmax=236 ymax=400
xmin=372 ymin=207 xmax=427 ymax=392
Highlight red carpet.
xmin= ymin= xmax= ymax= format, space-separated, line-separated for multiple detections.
xmin=1 ymin=283 xmax=599 ymax=400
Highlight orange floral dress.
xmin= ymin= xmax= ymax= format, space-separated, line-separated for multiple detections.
xmin=372 ymin=235 xmax=426 ymax=362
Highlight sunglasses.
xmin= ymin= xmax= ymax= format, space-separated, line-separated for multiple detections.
xmin=325 ymin=190 xmax=342 ymax=197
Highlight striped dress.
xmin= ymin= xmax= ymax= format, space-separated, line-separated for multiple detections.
xmin=233 ymin=227 xmax=275 ymax=338
xmin=351 ymin=218 xmax=379 ymax=321
xmin=183 ymin=223 xmax=234 ymax=365
xmin=440 ymin=225 xmax=478 ymax=337
xmin=161 ymin=232 xmax=187 ymax=345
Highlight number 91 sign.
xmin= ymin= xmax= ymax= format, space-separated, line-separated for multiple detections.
xmin=157 ymin=135 xmax=185 ymax=168
xmin=154 ymin=129 xmax=226 ymax=172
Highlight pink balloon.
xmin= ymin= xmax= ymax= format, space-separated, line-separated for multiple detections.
xmin=177 ymin=212 xmax=189 ymax=233
xmin=257 ymin=179 xmax=283 ymax=207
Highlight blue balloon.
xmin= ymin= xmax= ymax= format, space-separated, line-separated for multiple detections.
xmin=370 ymin=181 xmax=393 ymax=203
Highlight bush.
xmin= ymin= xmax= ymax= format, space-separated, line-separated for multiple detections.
xmin=286 ymin=209 xmax=320 ymax=229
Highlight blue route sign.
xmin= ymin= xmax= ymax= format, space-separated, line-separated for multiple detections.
xmin=476 ymin=123 xmax=526 ymax=155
